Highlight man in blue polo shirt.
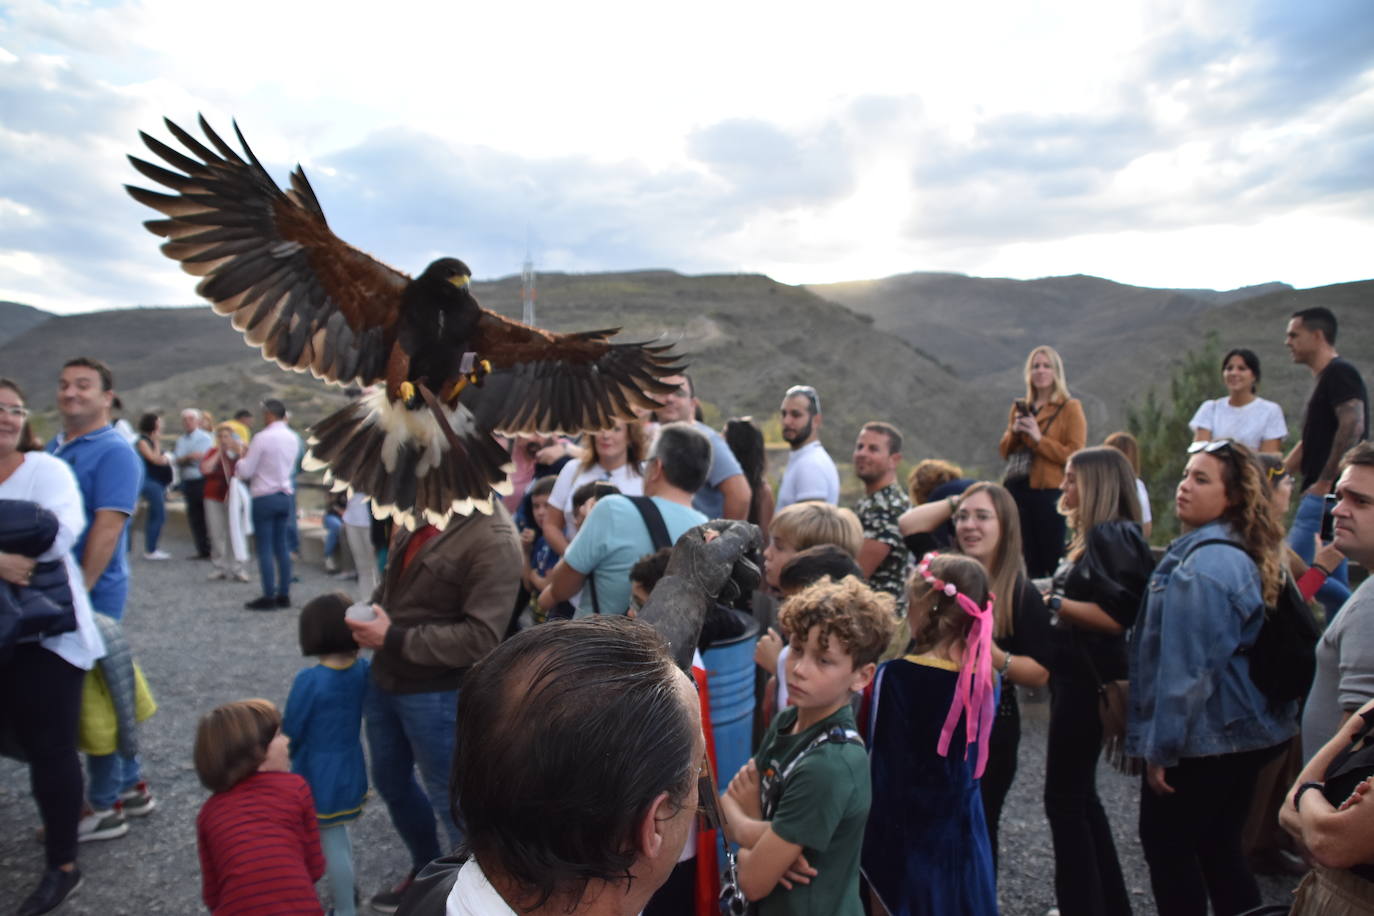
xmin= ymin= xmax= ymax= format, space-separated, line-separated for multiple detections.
xmin=46 ymin=356 xmax=150 ymax=843
xmin=47 ymin=358 xmax=142 ymax=622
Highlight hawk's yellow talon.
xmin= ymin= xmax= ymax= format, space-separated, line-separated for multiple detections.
xmin=398 ymin=381 xmax=416 ymax=402
xmin=480 ymin=359 xmax=492 ymax=375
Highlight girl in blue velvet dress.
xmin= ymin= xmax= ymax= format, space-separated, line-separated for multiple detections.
xmin=284 ymin=592 xmax=370 ymax=916
xmin=862 ymin=553 xmax=999 ymax=916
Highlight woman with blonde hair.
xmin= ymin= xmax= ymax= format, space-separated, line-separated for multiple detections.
xmin=1127 ymin=440 xmax=1295 ymax=915
xmin=200 ymin=422 xmax=253 ymax=582
xmin=1043 ymin=446 xmax=1154 ymax=916
xmin=999 ymin=345 xmax=1087 ymax=577
xmin=541 ymin=419 xmax=648 ymax=555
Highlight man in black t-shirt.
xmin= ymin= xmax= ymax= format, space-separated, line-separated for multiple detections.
xmin=1284 ymin=306 xmax=1368 ymax=613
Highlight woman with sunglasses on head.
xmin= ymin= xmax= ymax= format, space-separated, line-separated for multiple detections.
xmin=1126 ymin=440 xmax=1297 ymax=916
xmin=1042 ymin=446 xmax=1153 ymax=916
xmin=897 ymin=481 xmax=1052 ymax=868
xmin=1189 ymin=348 xmax=1287 ymax=453
xmin=999 ymin=345 xmax=1087 ymax=578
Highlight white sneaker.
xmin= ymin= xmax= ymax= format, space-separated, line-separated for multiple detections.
xmin=144 ymin=550 xmax=171 ymax=561
xmin=76 ymin=805 xmax=128 ymax=842
xmin=233 ymin=569 xmax=252 ymax=582
xmin=207 ymin=569 xmax=227 ymax=581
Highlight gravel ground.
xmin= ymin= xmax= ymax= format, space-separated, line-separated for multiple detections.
xmin=1 ymin=527 xmax=1303 ymax=915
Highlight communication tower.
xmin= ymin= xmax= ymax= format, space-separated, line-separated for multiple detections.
xmin=521 ymin=251 xmax=537 ymax=327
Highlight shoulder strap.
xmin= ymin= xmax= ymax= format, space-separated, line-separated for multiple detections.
xmin=777 ymin=726 xmax=864 ymax=783
xmin=1040 ymin=401 xmax=1065 ymax=434
xmin=1183 ymin=537 xmax=1245 ymax=559
xmin=627 ymin=495 xmax=673 ymax=551
xmin=589 ymin=495 xmax=668 ymax=615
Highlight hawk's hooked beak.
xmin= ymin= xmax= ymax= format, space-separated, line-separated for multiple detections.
xmin=448 ymin=274 xmax=472 ymax=289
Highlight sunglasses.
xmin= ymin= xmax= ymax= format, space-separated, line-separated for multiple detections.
xmin=1187 ymin=439 xmax=1234 ymax=455
xmin=784 ymin=385 xmax=820 ymax=413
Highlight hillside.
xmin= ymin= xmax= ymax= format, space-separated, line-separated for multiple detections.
xmin=0 ymin=272 xmax=987 ymax=466
xmin=0 ymin=301 xmax=55 ymax=348
xmin=5 ymin=272 xmax=1368 ymax=479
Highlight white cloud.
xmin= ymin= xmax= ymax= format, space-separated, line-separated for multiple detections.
xmin=0 ymin=0 xmax=1369 ymax=313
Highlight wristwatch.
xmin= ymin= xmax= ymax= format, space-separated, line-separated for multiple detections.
xmin=1047 ymin=593 xmax=1063 ymax=626
xmin=1294 ymin=781 xmax=1325 ymax=812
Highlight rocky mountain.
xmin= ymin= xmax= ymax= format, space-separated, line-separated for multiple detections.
xmin=3 ymin=272 xmax=1368 ymax=480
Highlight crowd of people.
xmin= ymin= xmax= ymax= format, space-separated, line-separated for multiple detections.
xmin=1 ymin=303 xmax=1371 ymax=916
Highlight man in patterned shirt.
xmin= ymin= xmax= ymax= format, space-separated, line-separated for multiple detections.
xmin=851 ymin=422 xmax=910 ymax=614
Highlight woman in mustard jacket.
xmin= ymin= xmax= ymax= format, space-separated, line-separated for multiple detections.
xmin=999 ymin=345 xmax=1087 ymax=577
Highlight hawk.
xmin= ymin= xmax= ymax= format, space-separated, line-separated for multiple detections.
xmin=126 ymin=116 xmax=682 ymax=528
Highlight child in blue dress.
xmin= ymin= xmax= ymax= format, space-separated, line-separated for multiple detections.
xmin=283 ymin=592 xmax=369 ymax=916
xmin=861 ymin=553 xmax=999 ymax=915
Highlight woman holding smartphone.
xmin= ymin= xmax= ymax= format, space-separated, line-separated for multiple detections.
xmin=998 ymin=345 xmax=1087 ymax=578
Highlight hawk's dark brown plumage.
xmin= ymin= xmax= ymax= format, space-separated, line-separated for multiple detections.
xmin=127 ymin=116 xmax=683 ymax=528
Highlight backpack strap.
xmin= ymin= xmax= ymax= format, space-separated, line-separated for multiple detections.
xmin=761 ymin=725 xmax=864 ymax=820
xmin=777 ymin=726 xmax=864 ymax=783
xmin=627 ymin=496 xmax=673 ymax=551
xmin=1178 ymin=537 xmax=1291 ymax=656
xmin=1181 ymin=536 xmax=1245 ymax=560
xmin=590 ymin=496 xmax=671 ymax=615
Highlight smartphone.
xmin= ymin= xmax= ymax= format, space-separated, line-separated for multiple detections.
xmin=1014 ymin=398 xmax=1030 ymax=416
xmin=1320 ymin=493 xmax=1338 ymax=542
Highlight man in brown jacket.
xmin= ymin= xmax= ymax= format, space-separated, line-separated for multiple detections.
xmin=346 ymin=503 xmax=522 ymax=913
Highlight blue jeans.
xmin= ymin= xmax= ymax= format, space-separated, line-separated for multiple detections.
xmin=87 ymin=751 xmax=141 ymax=810
xmin=140 ymin=479 xmax=166 ymax=553
xmin=363 ymin=683 xmax=462 ymax=869
xmin=323 ymin=513 xmax=342 ymax=559
xmin=251 ymin=492 xmax=293 ymax=598
xmin=1288 ymin=492 xmax=1351 ymax=621
xmin=288 ymin=491 xmax=301 ymax=553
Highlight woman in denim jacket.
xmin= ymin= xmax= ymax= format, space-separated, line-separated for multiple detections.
xmin=1127 ymin=439 xmax=1297 ymax=916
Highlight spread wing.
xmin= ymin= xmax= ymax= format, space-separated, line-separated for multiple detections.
xmin=125 ymin=115 xmax=406 ymax=386
xmin=461 ymin=310 xmax=685 ymax=434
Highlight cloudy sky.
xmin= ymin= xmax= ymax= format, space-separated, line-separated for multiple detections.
xmin=1 ymin=0 xmax=1371 ymax=314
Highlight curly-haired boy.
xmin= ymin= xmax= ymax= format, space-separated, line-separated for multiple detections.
xmin=719 ymin=575 xmax=897 ymax=915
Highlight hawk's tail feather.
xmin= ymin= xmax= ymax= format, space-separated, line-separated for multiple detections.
xmin=304 ymin=389 xmax=513 ymax=530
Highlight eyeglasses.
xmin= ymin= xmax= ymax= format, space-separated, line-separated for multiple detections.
xmin=0 ymin=405 xmax=29 ymax=419
xmin=695 ymin=753 xmax=727 ymax=832
xmin=1187 ymin=439 xmax=1234 ymax=455
xmin=784 ymin=385 xmax=820 ymax=413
